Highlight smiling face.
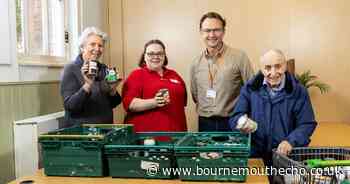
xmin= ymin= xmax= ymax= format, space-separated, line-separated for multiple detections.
xmin=260 ymin=50 xmax=287 ymax=88
xmin=200 ymin=18 xmax=225 ymax=49
xmin=144 ymin=43 xmax=165 ymax=72
xmin=81 ymin=34 xmax=104 ymax=62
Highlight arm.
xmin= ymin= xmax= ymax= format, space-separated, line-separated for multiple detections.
xmin=176 ymin=72 xmax=188 ymax=106
xmin=105 ymin=79 xmax=122 ymax=108
xmin=108 ymin=90 xmax=122 ymax=108
xmin=60 ymin=64 xmax=91 ymax=113
xmin=129 ymin=98 xmax=158 ymax=112
xmin=190 ymin=63 xmax=198 ymax=103
xmin=97 ymin=63 xmax=122 ymax=108
xmin=286 ymin=88 xmax=317 ymax=147
xmin=122 ymin=70 xmax=165 ymax=113
xmin=229 ymin=85 xmax=251 ymax=130
xmin=183 ymin=81 xmax=188 ymax=107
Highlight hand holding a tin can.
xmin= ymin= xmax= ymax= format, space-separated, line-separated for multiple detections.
xmin=81 ymin=61 xmax=98 ymax=93
xmin=236 ymin=114 xmax=258 ymax=133
xmin=81 ymin=61 xmax=98 ymax=78
xmin=154 ymin=88 xmax=170 ymax=107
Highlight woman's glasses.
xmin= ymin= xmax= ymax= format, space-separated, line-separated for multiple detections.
xmin=145 ymin=52 xmax=165 ymax=57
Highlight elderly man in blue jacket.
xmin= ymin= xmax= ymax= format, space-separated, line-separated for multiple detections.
xmin=229 ymin=49 xmax=317 ymax=171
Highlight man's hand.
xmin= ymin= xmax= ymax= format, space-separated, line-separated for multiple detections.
xmin=236 ymin=114 xmax=258 ymax=134
xmin=277 ymin=140 xmax=293 ymax=156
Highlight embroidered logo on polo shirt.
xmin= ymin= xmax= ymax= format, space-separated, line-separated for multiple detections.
xmin=169 ymin=79 xmax=180 ymax=84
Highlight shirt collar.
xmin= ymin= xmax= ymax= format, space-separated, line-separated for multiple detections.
xmin=263 ymin=74 xmax=286 ymax=92
xmin=204 ymin=42 xmax=226 ymax=59
xmin=74 ymin=54 xmax=84 ymax=66
xmin=142 ymin=65 xmax=169 ymax=75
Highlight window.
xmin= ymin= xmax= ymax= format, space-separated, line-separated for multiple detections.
xmin=16 ymin=0 xmax=70 ymax=65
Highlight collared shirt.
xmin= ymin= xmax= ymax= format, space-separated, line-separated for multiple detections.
xmin=204 ymin=42 xmax=225 ymax=59
xmin=122 ymin=66 xmax=187 ymax=132
xmin=190 ymin=44 xmax=254 ymax=117
xmin=263 ymin=74 xmax=286 ymax=98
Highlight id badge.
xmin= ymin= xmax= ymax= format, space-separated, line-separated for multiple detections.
xmin=206 ymin=89 xmax=217 ymax=99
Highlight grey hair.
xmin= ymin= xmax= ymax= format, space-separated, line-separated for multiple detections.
xmin=78 ymin=27 xmax=108 ymax=53
xmin=260 ymin=49 xmax=286 ymax=63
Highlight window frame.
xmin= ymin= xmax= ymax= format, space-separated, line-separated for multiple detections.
xmin=17 ymin=0 xmax=71 ymax=67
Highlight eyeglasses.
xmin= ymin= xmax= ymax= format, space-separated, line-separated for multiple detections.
xmin=201 ymin=28 xmax=224 ymax=34
xmin=145 ymin=52 xmax=165 ymax=57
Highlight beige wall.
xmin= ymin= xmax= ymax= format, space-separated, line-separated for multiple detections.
xmin=108 ymin=0 xmax=126 ymax=123
xmin=289 ymin=1 xmax=350 ymax=122
xmin=108 ymin=0 xmax=350 ymax=130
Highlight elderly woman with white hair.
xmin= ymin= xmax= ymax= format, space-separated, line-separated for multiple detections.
xmin=60 ymin=27 xmax=121 ymax=125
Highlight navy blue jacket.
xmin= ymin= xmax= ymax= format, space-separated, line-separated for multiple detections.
xmin=60 ymin=55 xmax=121 ymax=125
xmin=229 ymin=72 xmax=317 ymax=157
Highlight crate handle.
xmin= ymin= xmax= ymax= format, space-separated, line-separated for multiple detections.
xmin=80 ymin=142 xmax=101 ymax=150
xmin=39 ymin=134 xmax=104 ymax=139
xmin=82 ymin=124 xmax=133 ymax=128
xmin=41 ymin=141 xmax=61 ymax=149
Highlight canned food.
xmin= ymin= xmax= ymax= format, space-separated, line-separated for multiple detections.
xmin=87 ymin=61 xmax=98 ymax=77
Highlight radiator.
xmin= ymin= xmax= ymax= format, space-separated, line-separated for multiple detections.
xmin=13 ymin=111 xmax=65 ymax=178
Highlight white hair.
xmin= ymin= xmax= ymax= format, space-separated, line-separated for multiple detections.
xmin=260 ymin=49 xmax=286 ymax=63
xmin=78 ymin=27 xmax=108 ymax=53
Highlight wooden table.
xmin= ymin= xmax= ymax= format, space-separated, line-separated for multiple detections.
xmin=9 ymin=159 xmax=268 ymax=184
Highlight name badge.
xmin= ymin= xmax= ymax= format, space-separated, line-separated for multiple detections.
xmin=169 ymin=79 xmax=180 ymax=84
xmin=206 ymin=89 xmax=216 ymax=99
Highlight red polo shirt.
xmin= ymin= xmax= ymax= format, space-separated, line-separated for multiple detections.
xmin=122 ymin=66 xmax=187 ymax=132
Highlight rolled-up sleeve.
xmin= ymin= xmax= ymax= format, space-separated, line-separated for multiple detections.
xmin=190 ymin=63 xmax=198 ymax=103
xmin=122 ymin=70 xmax=143 ymax=111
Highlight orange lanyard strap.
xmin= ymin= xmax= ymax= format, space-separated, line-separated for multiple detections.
xmin=208 ymin=61 xmax=217 ymax=89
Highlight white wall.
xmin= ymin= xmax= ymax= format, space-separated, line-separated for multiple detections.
xmin=19 ymin=66 xmax=63 ymax=81
xmin=0 ymin=0 xmax=108 ymax=82
xmin=0 ymin=0 xmax=19 ymax=82
xmin=0 ymin=0 xmax=62 ymax=82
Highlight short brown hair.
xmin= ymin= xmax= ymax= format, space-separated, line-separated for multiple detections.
xmin=138 ymin=39 xmax=168 ymax=67
xmin=199 ymin=12 xmax=226 ymax=30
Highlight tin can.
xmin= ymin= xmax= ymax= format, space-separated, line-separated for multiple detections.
xmin=87 ymin=61 xmax=98 ymax=77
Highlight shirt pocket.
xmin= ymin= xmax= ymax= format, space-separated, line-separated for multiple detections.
xmin=195 ymin=66 xmax=210 ymax=85
xmin=221 ymin=64 xmax=242 ymax=84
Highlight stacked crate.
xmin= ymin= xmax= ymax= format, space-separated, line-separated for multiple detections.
xmin=104 ymin=132 xmax=186 ymax=179
xmin=175 ymin=132 xmax=250 ymax=181
xmin=39 ymin=124 xmax=133 ymax=177
xmin=39 ymin=128 xmax=251 ymax=181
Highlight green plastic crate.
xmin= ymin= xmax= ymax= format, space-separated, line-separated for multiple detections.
xmin=104 ymin=132 xmax=187 ymax=179
xmin=39 ymin=124 xmax=133 ymax=177
xmin=174 ymin=132 xmax=250 ymax=182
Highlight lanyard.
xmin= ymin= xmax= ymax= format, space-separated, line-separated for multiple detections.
xmin=208 ymin=59 xmax=217 ymax=89
xmin=207 ymin=55 xmax=225 ymax=89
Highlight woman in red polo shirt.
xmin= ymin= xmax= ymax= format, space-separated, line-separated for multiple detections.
xmin=122 ymin=39 xmax=187 ymax=132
